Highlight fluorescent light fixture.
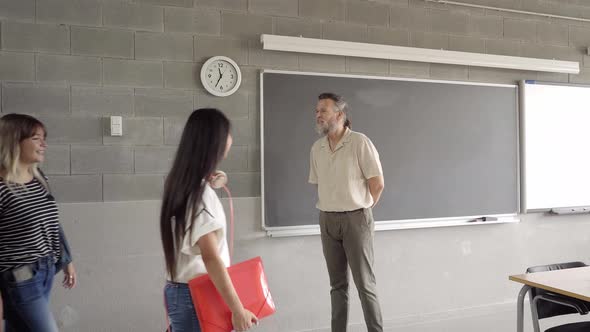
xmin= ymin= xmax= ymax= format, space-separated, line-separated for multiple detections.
xmin=261 ymin=34 xmax=580 ymax=75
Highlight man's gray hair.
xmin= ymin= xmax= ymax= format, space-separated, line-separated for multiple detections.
xmin=318 ymin=92 xmax=351 ymax=128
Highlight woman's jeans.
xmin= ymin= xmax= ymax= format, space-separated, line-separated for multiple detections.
xmin=165 ymin=281 xmax=201 ymax=332
xmin=0 ymin=256 xmax=58 ymax=332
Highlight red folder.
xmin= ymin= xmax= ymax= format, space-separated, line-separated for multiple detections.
xmin=188 ymin=256 xmax=276 ymax=332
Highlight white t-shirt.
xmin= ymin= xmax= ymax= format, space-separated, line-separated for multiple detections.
xmin=167 ymin=184 xmax=230 ymax=283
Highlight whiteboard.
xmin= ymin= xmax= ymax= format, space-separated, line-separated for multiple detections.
xmin=522 ymin=81 xmax=590 ymax=210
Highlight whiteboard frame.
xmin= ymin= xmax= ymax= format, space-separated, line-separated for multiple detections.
xmin=520 ymin=80 xmax=590 ymax=212
xmin=261 ymin=69 xmax=521 ymax=237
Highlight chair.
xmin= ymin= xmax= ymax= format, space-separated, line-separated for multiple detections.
xmin=527 ymin=262 xmax=590 ymax=332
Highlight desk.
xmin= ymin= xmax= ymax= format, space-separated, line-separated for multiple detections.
xmin=509 ymin=266 xmax=590 ymax=332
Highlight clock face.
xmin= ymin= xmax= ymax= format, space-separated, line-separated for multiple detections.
xmin=200 ymin=57 xmax=241 ymax=97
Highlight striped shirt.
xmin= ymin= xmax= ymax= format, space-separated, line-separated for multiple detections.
xmin=0 ymin=176 xmax=61 ymax=272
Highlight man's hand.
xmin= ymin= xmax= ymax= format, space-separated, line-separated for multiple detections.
xmin=367 ymin=176 xmax=384 ymax=207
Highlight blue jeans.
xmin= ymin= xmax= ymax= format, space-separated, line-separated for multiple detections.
xmin=0 ymin=256 xmax=58 ymax=332
xmin=165 ymin=281 xmax=201 ymax=332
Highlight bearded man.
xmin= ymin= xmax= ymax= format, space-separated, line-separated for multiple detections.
xmin=308 ymin=92 xmax=385 ymax=332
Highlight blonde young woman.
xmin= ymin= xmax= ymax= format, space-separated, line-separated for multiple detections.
xmin=0 ymin=114 xmax=76 ymax=332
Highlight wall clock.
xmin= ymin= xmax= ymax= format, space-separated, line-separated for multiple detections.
xmin=200 ymin=56 xmax=242 ymax=97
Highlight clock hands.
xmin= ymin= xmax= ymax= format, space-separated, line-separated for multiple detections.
xmin=216 ymin=66 xmax=230 ymax=88
xmin=215 ymin=67 xmax=223 ymax=87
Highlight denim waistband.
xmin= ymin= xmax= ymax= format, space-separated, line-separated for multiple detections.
xmin=165 ymin=280 xmax=189 ymax=288
xmin=0 ymin=255 xmax=55 ymax=280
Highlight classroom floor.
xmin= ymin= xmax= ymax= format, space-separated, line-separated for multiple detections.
xmin=3 ymin=307 xmax=588 ymax=331
xmin=384 ymin=311 xmax=513 ymax=332
xmin=337 ymin=305 xmax=589 ymax=332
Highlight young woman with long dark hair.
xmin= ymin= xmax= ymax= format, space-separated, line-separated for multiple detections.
xmin=161 ymin=108 xmax=258 ymax=331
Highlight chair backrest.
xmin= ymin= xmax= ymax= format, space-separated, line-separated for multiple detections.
xmin=526 ymin=261 xmax=588 ymax=319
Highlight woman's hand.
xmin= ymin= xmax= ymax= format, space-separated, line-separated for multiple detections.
xmin=208 ymin=170 xmax=227 ymax=189
xmin=62 ymin=262 xmax=77 ymax=289
xmin=232 ymin=308 xmax=259 ymax=331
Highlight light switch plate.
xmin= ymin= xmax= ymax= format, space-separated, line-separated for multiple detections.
xmin=110 ymin=116 xmax=122 ymax=136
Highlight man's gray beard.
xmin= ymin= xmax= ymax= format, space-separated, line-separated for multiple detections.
xmin=315 ymin=122 xmax=333 ymax=136
xmin=315 ymin=123 xmax=327 ymax=135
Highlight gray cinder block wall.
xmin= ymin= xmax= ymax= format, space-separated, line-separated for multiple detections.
xmin=1 ymin=0 xmax=590 ymax=331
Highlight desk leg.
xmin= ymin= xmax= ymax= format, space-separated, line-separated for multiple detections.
xmin=517 ymin=285 xmax=531 ymax=332
xmin=530 ymin=298 xmax=542 ymax=332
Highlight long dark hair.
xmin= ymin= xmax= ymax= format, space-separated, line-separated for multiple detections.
xmin=160 ymin=108 xmax=231 ymax=280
